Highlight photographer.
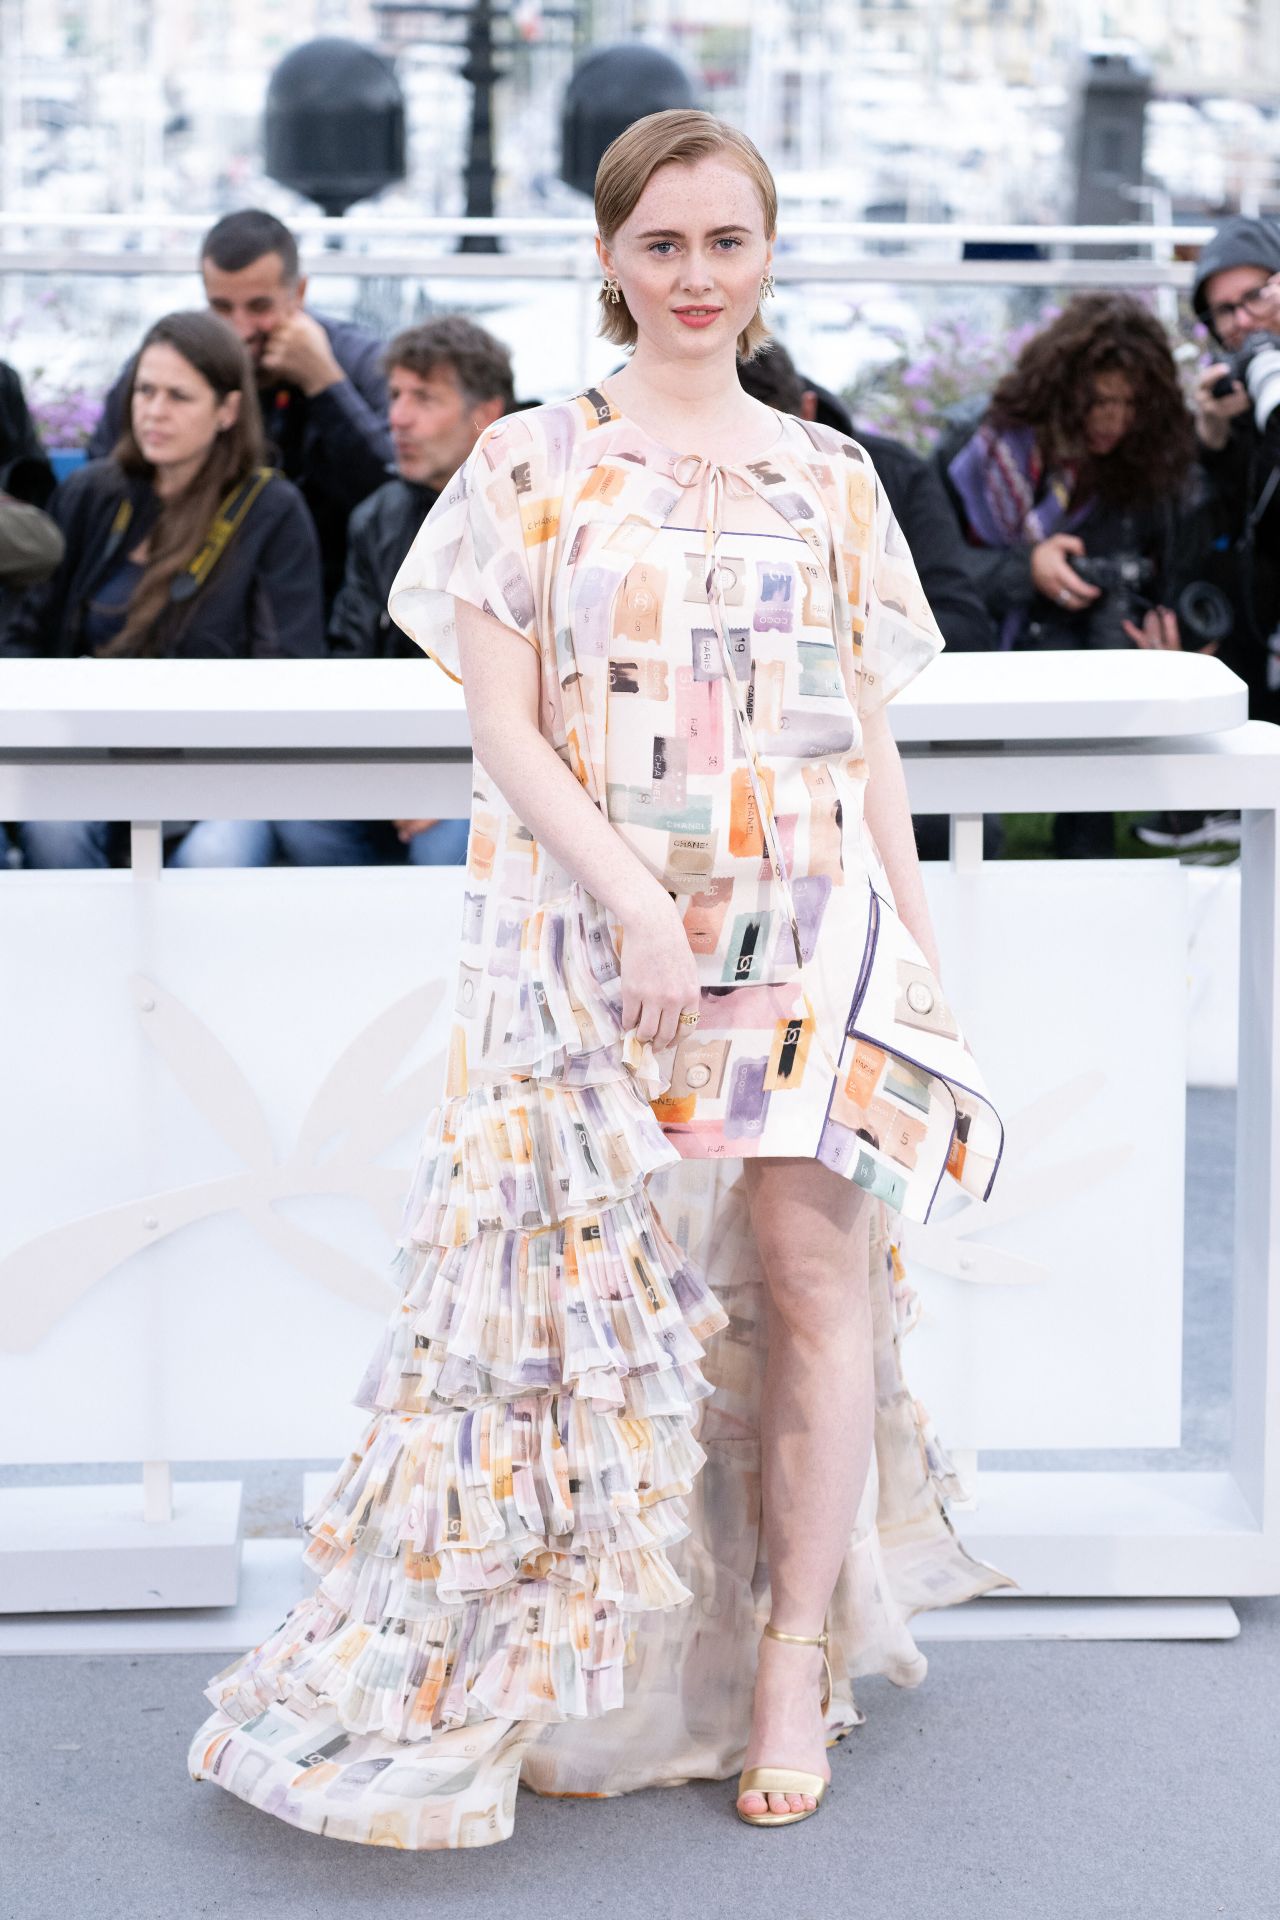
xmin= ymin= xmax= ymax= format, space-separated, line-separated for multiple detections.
xmin=1191 ymin=215 xmax=1280 ymax=733
xmin=937 ymin=294 xmax=1201 ymax=858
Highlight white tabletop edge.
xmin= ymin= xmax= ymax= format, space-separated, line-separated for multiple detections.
xmin=0 ymin=650 xmax=1252 ymax=749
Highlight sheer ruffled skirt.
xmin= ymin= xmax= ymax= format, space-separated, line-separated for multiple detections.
xmin=187 ymin=887 xmax=1012 ymax=1848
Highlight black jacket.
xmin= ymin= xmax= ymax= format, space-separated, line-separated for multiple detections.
xmin=87 ymin=313 xmax=393 ymax=608
xmin=855 ymin=428 xmax=996 ymax=652
xmin=1 ymin=457 xmax=324 ymax=659
xmin=0 ymin=361 xmax=55 ymax=506
xmin=327 ymin=474 xmax=438 ymax=658
xmin=1190 ymin=216 xmax=1280 ymax=709
xmin=800 ymin=381 xmax=995 ymax=651
xmin=1 ymin=362 xmax=59 ymax=637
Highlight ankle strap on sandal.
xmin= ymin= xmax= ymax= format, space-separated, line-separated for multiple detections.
xmin=762 ymin=1623 xmax=828 ymax=1648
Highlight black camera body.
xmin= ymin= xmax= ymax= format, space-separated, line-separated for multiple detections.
xmin=1069 ymin=553 xmax=1155 ymax=597
xmin=1064 ymin=552 xmax=1156 ymax=649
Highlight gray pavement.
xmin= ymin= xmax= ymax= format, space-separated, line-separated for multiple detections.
xmin=2 ymin=1088 xmax=1275 ymax=1920
xmin=2 ymin=1607 xmax=1278 ymax=1920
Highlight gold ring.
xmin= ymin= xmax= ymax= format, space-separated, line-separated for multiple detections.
xmin=677 ymin=1010 xmax=701 ymax=1027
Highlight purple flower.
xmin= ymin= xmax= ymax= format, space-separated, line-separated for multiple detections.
xmin=29 ymin=385 xmax=100 ymax=449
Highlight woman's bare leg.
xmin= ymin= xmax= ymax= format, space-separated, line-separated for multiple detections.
xmin=735 ymin=1156 xmax=876 ymax=1819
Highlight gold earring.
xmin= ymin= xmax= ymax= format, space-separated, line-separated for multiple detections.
xmin=601 ymin=276 xmax=621 ymax=304
xmin=760 ymin=271 xmax=776 ymax=299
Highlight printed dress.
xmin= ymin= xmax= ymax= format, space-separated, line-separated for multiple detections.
xmin=187 ymin=393 xmax=1013 ymax=1849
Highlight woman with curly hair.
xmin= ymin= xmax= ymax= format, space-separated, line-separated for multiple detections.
xmin=941 ymin=292 xmax=1202 ymax=855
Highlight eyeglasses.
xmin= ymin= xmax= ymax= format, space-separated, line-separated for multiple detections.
xmin=1206 ymin=283 xmax=1274 ymax=329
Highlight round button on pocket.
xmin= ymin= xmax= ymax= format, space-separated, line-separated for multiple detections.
xmin=905 ymin=980 xmax=935 ymax=1015
xmin=685 ymin=1063 xmax=712 ymax=1089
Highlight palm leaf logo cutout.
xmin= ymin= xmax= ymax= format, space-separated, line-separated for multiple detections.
xmin=899 ymin=1068 xmax=1137 ymax=1286
xmin=0 ymin=971 xmax=446 ymax=1353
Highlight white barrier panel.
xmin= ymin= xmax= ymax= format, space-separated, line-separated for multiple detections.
xmin=1186 ymin=865 xmax=1242 ymax=1090
xmin=0 ymin=858 xmax=1184 ymax=1466
xmin=1 ymin=653 xmax=1277 ymax=1607
xmin=904 ymin=857 xmax=1186 ymax=1450
xmin=0 ymin=868 xmax=462 ymax=1463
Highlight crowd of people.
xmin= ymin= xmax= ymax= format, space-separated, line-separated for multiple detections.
xmin=3 ymin=204 xmax=1279 ymax=869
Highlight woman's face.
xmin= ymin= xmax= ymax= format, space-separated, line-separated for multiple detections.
xmin=1082 ymin=368 xmax=1136 ymax=458
xmin=130 ymin=341 xmax=240 ymax=472
xmin=598 ymin=155 xmax=773 ymax=361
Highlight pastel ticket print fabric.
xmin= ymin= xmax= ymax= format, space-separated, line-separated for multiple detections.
xmin=187 ymin=394 xmax=1013 ymax=1848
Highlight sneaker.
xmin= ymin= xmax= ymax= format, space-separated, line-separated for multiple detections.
xmin=1178 ymin=844 xmax=1241 ymax=868
xmin=1132 ymin=810 xmax=1242 ymax=850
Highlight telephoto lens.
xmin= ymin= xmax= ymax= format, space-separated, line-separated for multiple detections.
xmin=1176 ymin=580 xmax=1235 ymax=650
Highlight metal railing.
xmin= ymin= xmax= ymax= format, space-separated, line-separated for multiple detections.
xmin=0 ymin=212 xmax=1213 ymax=286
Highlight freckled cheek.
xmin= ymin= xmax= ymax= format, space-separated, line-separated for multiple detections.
xmin=626 ymin=270 xmax=673 ymax=319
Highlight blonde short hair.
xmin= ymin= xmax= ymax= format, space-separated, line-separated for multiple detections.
xmin=595 ymin=109 xmax=777 ymax=361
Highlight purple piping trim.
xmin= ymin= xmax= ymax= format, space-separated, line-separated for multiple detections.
xmin=814 ymin=888 xmax=881 ymax=1148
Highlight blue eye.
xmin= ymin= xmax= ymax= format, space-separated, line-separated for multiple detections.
xmin=648 ymin=241 xmax=675 ymax=255
xmin=715 ymin=237 xmax=743 ymax=250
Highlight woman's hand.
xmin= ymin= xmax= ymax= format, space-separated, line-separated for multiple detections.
xmin=1122 ymin=604 xmax=1217 ymax=655
xmin=618 ymin=892 xmax=700 ymax=1055
xmin=1030 ymin=533 xmax=1101 ymax=612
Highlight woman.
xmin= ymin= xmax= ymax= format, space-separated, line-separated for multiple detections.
xmin=3 ymin=310 xmax=322 ymax=869
xmin=189 ymin=111 xmax=1010 ymax=1846
xmin=942 ymin=293 xmax=1199 ymax=857
xmin=943 ymin=293 xmax=1196 ymax=650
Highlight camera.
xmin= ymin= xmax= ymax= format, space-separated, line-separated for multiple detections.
xmin=1065 ymin=552 xmax=1156 ymax=650
xmin=1210 ymin=328 xmax=1279 ymax=400
xmin=1029 ymin=550 xmax=1234 ymax=653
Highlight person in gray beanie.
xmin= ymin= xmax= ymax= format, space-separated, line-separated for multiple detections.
xmin=1190 ymin=217 xmax=1280 ymax=712
xmin=1132 ymin=217 xmax=1280 ymax=852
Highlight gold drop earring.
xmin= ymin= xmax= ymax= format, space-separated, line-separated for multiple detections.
xmin=601 ymin=276 xmax=621 ymax=304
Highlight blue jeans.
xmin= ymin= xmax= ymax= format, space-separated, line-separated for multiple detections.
xmin=9 ymin=817 xmax=468 ymax=869
xmin=268 ymin=819 xmax=470 ymax=866
xmin=14 ymin=820 xmax=277 ymax=868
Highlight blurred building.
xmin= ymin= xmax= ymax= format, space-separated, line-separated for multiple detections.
xmin=1 ymin=0 xmax=1280 ymax=225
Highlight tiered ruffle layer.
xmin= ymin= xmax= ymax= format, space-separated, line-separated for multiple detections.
xmin=188 ymin=913 xmax=738 ymax=1844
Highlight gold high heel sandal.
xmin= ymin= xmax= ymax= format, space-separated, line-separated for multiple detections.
xmin=735 ymin=1623 xmax=833 ymax=1829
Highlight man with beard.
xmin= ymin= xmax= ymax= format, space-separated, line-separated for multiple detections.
xmin=88 ymin=209 xmax=392 ymax=607
xmin=327 ymin=315 xmax=515 ymax=661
